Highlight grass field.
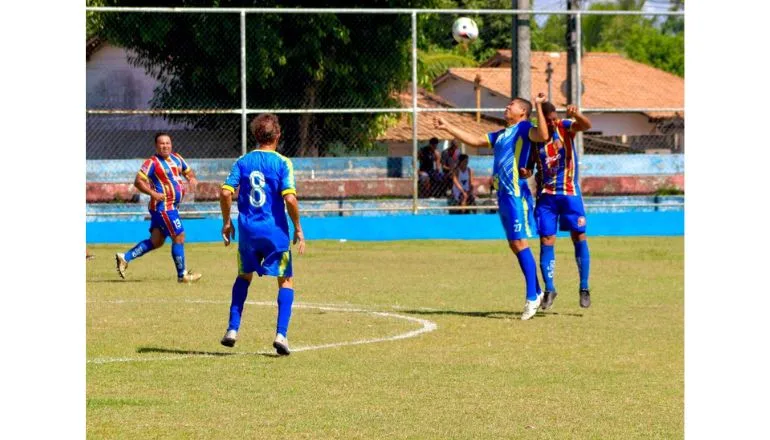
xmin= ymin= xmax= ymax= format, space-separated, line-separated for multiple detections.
xmin=86 ymin=237 xmax=683 ymax=439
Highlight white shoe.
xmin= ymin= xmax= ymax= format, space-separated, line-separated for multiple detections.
xmin=273 ymin=333 xmax=290 ymax=356
xmin=115 ymin=253 xmax=128 ymax=279
xmin=220 ymin=330 xmax=237 ymax=348
xmin=521 ymin=293 xmax=543 ymax=321
xmin=178 ymin=270 xmax=202 ymax=283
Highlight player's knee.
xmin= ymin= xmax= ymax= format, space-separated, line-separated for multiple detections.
xmin=571 ymin=231 xmax=586 ymax=243
xmin=278 ymin=277 xmax=293 ymax=289
xmin=151 ymin=237 xmax=165 ymax=249
xmin=172 ymin=232 xmax=185 ymax=244
xmin=508 ymin=239 xmax=529 ymax=254
xmin=238 ymin=273 xmax=253 ymax=283
xmin=540 ymin=235 xmax=556 ymax=246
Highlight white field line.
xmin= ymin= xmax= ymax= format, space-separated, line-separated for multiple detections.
xmin=87 ymin=300 xmax=437 ymax=365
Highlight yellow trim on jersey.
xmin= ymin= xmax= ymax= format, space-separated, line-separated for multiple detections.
xmin=512 ymin=136 xmax=523 ymax=197
xmin=236 ymin=251 xmax=244 ymax=274
xmin=522 ymin=197 xmax=532 ymax=238
xmin=278 ymin=251 xmax=291 ymax=277
xmin=138 ymin=171 xmax=149 ymax=181
xmin=486 ymin=133 xmax=492 ymax=147
xmin=222 ymin=184 xmax=236 ymax=194
xmin=281 ymin=188 xmax=297 ymax=196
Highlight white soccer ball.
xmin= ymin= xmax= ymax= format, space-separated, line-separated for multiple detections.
xmin=452 ymin=17 xmax=479 ymax=43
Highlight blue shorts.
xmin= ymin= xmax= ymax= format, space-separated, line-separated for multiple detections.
xmin=535 ymin=193 xmax=587 ymax=237
xmin=237 ymin=233 xmax=293 ymax=278
xmin=497 ymin=193 xmax=536 ymax=241
xmin=149 ymin=210 xmax=184 ymax=238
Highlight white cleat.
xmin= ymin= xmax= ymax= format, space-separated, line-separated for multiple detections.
xmin=178 ymin=270 xmax=202 ymax=283
xmin=521 ymin=293 xmax=543 ymax=321
xmin=220 ymin=330 xmax=237 ymax=348
xmin=273 ymin=333 xmax=290 ymax=356
xmin=115 ymin=253 xmax=128 ymax=279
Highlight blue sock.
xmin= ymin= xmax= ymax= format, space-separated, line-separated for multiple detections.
xmin=540 ymin=244 xmax=556 ymax=292
xmin=228 ymin=277 xmax=250 ymax=331
xmin=515 ymin=248 xmax=539 ymax=301
xmin=124 ymin=239 xmax=154 ymax=263
xmin=276 ymin=287 xmax=294 ymax=337
xmin=574 ymin=240 xmax=590 ymax=290
xmin=171 ymin=243 xmax=185 ymax=278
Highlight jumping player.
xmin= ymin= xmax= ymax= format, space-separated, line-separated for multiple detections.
xmin=434 ymin=93 xmax=549 ymax=320
xmin=532 ymin=102 xmax=593 ymax=310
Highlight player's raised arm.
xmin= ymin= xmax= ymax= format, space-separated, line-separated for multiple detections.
xmin=528 ymin=93 xmax=549 ymax=143
xmin=566 ymin=105 xmax=592 ymax=132
xmin=433 ymin=117 xmax=488 ymax=148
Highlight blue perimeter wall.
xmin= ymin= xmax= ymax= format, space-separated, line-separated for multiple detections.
xmin=87 ymin=211 xmax=684 ymax=244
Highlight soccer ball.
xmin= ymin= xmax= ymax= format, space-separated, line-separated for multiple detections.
xmin=452 ymin=17 xmax=479 ymax=44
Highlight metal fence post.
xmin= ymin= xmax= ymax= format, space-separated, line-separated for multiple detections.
xmin=240 ymin=10 xmax=247 ymax=156
xmin=411 ymin=11 xmax=418 ymax=215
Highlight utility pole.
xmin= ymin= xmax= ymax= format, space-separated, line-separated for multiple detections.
xmin=566 ymin=0 xmax=580 ymax=105
xmin=511 ymin=0 xmax=531 ymax=101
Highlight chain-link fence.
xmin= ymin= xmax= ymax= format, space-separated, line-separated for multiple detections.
xmin=86 ymin=6 xmax=684 ymax=213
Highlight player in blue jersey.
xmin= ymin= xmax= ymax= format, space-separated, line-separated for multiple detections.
xmin=218 ymin=114 xmax=305 ymax=356
xmin=434 ymin=93 xmax=550 ymax=320
xmin=115 ymin=133 xmax=202 ymax=283
xmin=529 ymin=102 xmax=593 ymax=310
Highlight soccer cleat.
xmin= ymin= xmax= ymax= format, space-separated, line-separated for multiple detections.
xmin=273 ymin=333 xmax=290 ymax=356
xmin=220 ymin=330 xmax=237 ymax=348
xmin=540 ymin=291 xmax=558 ymax=310
xmin=521 ymin=292 xmax=543 ymax=321
xmin=115 ymin=253 xmax=128 ymax=279
xmin=178 ymin=270 xmax=202 ymax=283
xmin=579 ymin=289 xmax=591 ymax=308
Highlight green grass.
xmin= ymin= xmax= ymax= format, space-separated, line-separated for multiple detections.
xmin=87 ymin=238 xmax=683 ymax=439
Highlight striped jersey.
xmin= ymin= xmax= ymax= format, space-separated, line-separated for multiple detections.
xmin=487 ymin=120 xmax=535 ymax=198
xmin=534 ymin=119 xmax=580 ymax=196
xmin=138 ymin=153 xmax=191 ymax=212
xmin=222 ymin=149 xmax=296 ymax=237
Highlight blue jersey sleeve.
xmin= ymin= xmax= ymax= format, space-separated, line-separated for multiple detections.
xmin=280 ymin=156 xmax=296 ymax=196
xmin=486 ymin=129 xmax=504 ymax=148
xmin=222 ymin=160 xmax=240 ymax=193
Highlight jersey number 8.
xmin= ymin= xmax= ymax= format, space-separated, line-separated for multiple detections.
xmin=249 ymin=170 xmax=267 ymax=208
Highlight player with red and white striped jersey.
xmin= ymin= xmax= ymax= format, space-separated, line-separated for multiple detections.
xmin=115 ymin=133 xmax=201 ymax=283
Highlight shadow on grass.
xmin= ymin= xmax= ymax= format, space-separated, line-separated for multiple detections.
xmin=137 ymin=346 xmax=282 ymax=358
xmin=88 ymin=279 xmax=143 ymax=283
xmin=401 ymin=309 xmax=583 ymax=319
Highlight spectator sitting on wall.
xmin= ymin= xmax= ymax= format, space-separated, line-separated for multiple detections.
xmin=440 ymin=140 xmax=462 ymax=195
xmin=418 ymin=137 xmax=443 ymax=198
xmin=451 ymin=154 xmax=476 ymax=213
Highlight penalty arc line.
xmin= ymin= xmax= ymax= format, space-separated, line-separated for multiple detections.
xmin=87 ymin=301 xmax=438 ymax=365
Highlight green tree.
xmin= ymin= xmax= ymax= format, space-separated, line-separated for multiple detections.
xmin=98 ymin=0 xmax=443 ymax=157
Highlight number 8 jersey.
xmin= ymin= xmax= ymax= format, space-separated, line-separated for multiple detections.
xmin=222 ymin=150 xmax=297 ymax=240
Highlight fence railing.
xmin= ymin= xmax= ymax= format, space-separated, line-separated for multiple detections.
xmin=86 ymin=6 xmax=684 ymax=213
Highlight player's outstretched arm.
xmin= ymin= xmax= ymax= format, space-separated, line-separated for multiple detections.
xmin=566 ymin=105 xmax=592 ymax=132
xmin=134 ymin=173 xmax=164 ymax=202
xmin=284 ymin=194 xmax=306 ymax=255
xmin=529 ymin=93 xmax=549 ymax=143
xmin=220 ymin=188 xmax=235 ymax=246
xmin=433 ymin=117 xmax=488 ymax=148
